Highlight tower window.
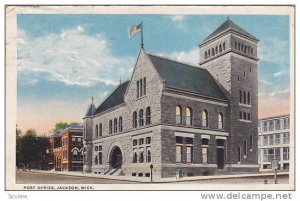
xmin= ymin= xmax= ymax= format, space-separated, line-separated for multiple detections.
xmin=139 ymin=79 xmax=143 ymax=97
xmin=247 ymin=92 xmax=251 ymax=105
xmin=223 ymin=42 xmax=225 ymax=51
xmin=143 ymin=77 xmax=146 ymax=95
xmin=215 ymin=46 xmax=218 ymax=54
xmin=186 ymin=107 xmax=193 ymax=126
xmin=219 ymin=44 xmax=222 ymax=53
xmin=238 ymin=146 xmax=241 ymax=162
xmin=99 ymin=124 xmax=102 ymax=136
xmin=119 ymin=117 xmax=123 ymax=132
xmin=146 ymin=107 xmax=151 ymax=125
xmin=244 ymin=91 xmax=247 ymax=104
xmin=139 ymin=109 xmax=144 ymax=127
xmin=239 ymin=90 xmax=242 ymax=103
xmin=212 ymin=48 xmax=215 ymax=56
xmin=136 ymin=81 xmax=139 ymax=98
xmin=208 ymin=50 xmax=210 ymax=57
xmin=218 ymin=113 xmax=224 ymax=129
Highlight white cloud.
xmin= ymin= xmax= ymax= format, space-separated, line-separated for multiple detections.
xmin=259 ymin=80 xmax=272 ymax=85
xmin=259 ymin=37 xmax=289 ymax=65
xmin=170 ymin=15 xmax=185 ymax=22
xmin=157 ymin=47 xmax=199 ymax=66
xmin=259 ymin=88 xmax=290 ymax=99
xmin=169 ymin=15 xmax=187 ymax=31
xmin=273 ymin=70 xmax=288 ymax=78
xmin=17 ymin=26 xmax=135 ymax=87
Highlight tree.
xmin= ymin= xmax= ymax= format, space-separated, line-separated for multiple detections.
xmin=52 ymin=121 xmax=69 ymax=133
xmin=16 ymin=128 xmax=50 ymax=170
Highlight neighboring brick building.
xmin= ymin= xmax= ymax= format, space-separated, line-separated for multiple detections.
xmin=83 ymin=18 xmax=259 ymax=178
xmin=47 ymin=124 xmax=84 ymax=171
xmin=258 ymin=115 xmax=290 ymax=171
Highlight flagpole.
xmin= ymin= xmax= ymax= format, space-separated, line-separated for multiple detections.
xmin=141 ymin=21 xmax=144 ymax=49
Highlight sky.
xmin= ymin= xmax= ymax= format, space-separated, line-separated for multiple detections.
xmin=17 ymin=14 xmax=290 ymax=134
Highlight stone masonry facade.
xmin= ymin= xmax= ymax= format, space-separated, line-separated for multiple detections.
xmin=83 ymin=19 xmax=259 ymax=179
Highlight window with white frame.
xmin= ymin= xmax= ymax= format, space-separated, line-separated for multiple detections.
xmin=176 ymin=136 xmax=183 ymax=163
xmin=283 ymin=132 xmax=289 ymax=144
xmin=186 ymin=107 xmax=192 ymax=126
xmin=202 ymin=138 xmax=209 ymax=164
xmin=283 ymin=147 xmax=289 ymax=160
xmin=268 ymin=135 xmax=274 ymax=145
xmin=202 ymin=110 xmax=208 ymax=127
xmin=218 ymin=113 xmax=224 ymax=129
xmin=176 ymin=106 xmax=182 ymax=124
xmin=275 ymin=134 xmax=281 ymax=145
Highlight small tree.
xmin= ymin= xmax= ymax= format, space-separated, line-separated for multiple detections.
xmin=52 ymin=121 xmax=69 ymax=133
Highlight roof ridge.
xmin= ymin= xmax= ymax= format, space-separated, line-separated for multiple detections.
xmin=146 ymin=52 xmax=204 ymax=70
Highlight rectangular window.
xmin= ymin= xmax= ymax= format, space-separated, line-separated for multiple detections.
xmin=275 ymin=119 xmax=281 ymax=130
xmin=283 ymin=133 xmax=289 ymax=144
xmin=146 ymin=137 xmax=151 ymax=144
xmin=143 ymin=77 xmax=146 ymax=95
xmin=239 ymin=111 xmax=242 ymax=120
xmin=247 ymin=113 xmax=251 ymax=121
xmin=268 ymin=135 xmax=274 ymax=145
xmin=176 ymin=145 xmax=182 ymax=163
xmin=139 ymin=138 xmax=144 ymax=145
xmin=238 ymin=147 xmax=241 ymax=162
xmin=176 ymin=136 xmax=183 ymax=144
xmin=263 ymin=149 xmax=268 ymax=162
xmin=263 ymin=136 xmax=268 ymax=146
xmin=243 ymin=112 xmax=246 ymax=120
xmin=202 ymin=147 xmax=208 ymax=164
xmin=269 ymin=120 xmax=274 ymax=131
xmin=275 ymin=134 xmax=281 ymax=145
xmin=268 ymin=149 xmax=274 ymax=162
xmin=136 ymin=81 xmax=139 ymax=98
xmin=202 ymin=138 xmax=209 ymax=146
xmin=263 ymin=121 xmax=268 ymax=132
xmin=140 ymin=79 xmax=143 ymax=97
xmin=283 ymin=147 xmax=289 ymax=160
xmin=274 ymin=148 xmax=281 ymax=161
xmin=186 ymin=137 xmax=193 ymax=145
xmin=133 ymin=139 xmax=137 ymax=146
xmin=186 ymin=146 xmax=193 ymax=163
xmin=98 ymin=152 xmax=102 ymax=165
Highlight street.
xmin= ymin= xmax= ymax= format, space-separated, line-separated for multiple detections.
xmin=16 ymin=170 xmax=289 ymax=185
xmin=16 ymin=171 xmax=139 ymax=184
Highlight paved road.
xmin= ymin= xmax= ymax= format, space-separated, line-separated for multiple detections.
xmin=16 ymin=171 xmax=289 ymax=185
xmin=16 ymin=171 xmax=139 ymax=184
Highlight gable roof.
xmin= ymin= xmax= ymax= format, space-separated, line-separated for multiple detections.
xmin=94 ymin=81 xmax=129 ymax=115
xmin=147 ymin=53 xmax=227 ymax=100
xmin=201 ymin=19 xmax=258 ymax=44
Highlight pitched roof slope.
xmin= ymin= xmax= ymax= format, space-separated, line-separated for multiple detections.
xmin=202 ymin=19 xmax=258 ymax=44
xmin=95 ymin=81 xmax=129 ymax=115
xmin=85 ymin=103 xmax=96 ymax=116
xmin=147 ymin=53 xmax=227 ymax=100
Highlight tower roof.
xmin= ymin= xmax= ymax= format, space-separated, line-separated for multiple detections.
xmin=85 ymin=102 xmax=96 ymax=117
xmin=201 ymin=18 xmax=258 ymax=44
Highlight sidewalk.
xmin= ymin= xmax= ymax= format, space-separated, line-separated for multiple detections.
xmin=28 ymin=170 xmax=289 ymax=183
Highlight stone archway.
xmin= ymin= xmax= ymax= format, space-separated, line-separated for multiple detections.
xmin=109 ymin=146 xmax=123 ymax=168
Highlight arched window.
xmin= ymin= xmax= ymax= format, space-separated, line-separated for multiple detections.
xmin=218 ymin=113 xmax=224 ymax=129
xmin=212 ymin=48 xmax=215 ymax=56
xmin=208 ymin=49 xmax=210 ymax=57
xmin=238 ymin=43 xmax=240 ymax=51
xmin=205 ymin=51 xmax=207 ymax=59
xmin=219 ymin=44 xmax=222 ymax=53
xmin=146 ymin=107 xmax=151 ymax=125
xmin=136 ymin=80 xmax=139 ymax=98
xmin=215 ymin=46 xmax=218 ymax=54
xmin=186 ymin=107 xmax=193 ymax=126
xmin=147 ymin=150 xmax=151 ymax=163
xmin=133 ymin=152 xmax=137 ymax=163
xmin=202 ymin=110 xmax=208 ymax=127
xmin=119 ymin=117 xmax=123 ymax=132
xmin=251 ymin=48 xmax=253 ymax=55
xmin=176 ymin=105 xmax=182 ymax=124
xmin=99 ymin=124 xmax=102 ymax=136
xmin=109 ymin=120 xmax=112 ymax=134
xmin=244 ymin=45 xmax=247 ymax=53
xmin=223 ymin=42 xmax=226 ymax=51
xmin=94 ymin=155 xmax=98 ymax=165
xmin=132 ymin=111 xmax=137 ymax=128
xmin=113 ymin=118 xmax=117 ymax=133
xmin=139 ymin=151 xmax=144 ymax=163
xmin=139 ymin=109 xmax=144 ymax=127
xmin=235 ymin=42 xmax=237 ymax=49
xmin=243 ymin=91 xmax=247 ymax=104
xmin=95 ymin=124 xmax=98 ymax=138
xmin=241 ymin=44 xmax=244 ymax=52
xmin=73 ymin=149 xmax=78 ymax=156
xmin=248 ymin=46 xmax=251 ymax=54
xmin=247 ymin=92 xmax=251 ymax=105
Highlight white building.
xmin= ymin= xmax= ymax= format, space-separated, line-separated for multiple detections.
xmin=258 ymin=114 xmax=290 ymax=171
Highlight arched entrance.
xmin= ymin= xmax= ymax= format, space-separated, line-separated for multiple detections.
xmin=109 ymin=146 xmax=123 ymax=168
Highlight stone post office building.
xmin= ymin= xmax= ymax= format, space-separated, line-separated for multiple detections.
xmin=83 ymin=19 xmax=259 ymax=178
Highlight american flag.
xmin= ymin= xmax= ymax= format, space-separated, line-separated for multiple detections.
xmin=129 ymin=23 xmax=142 ymax=38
